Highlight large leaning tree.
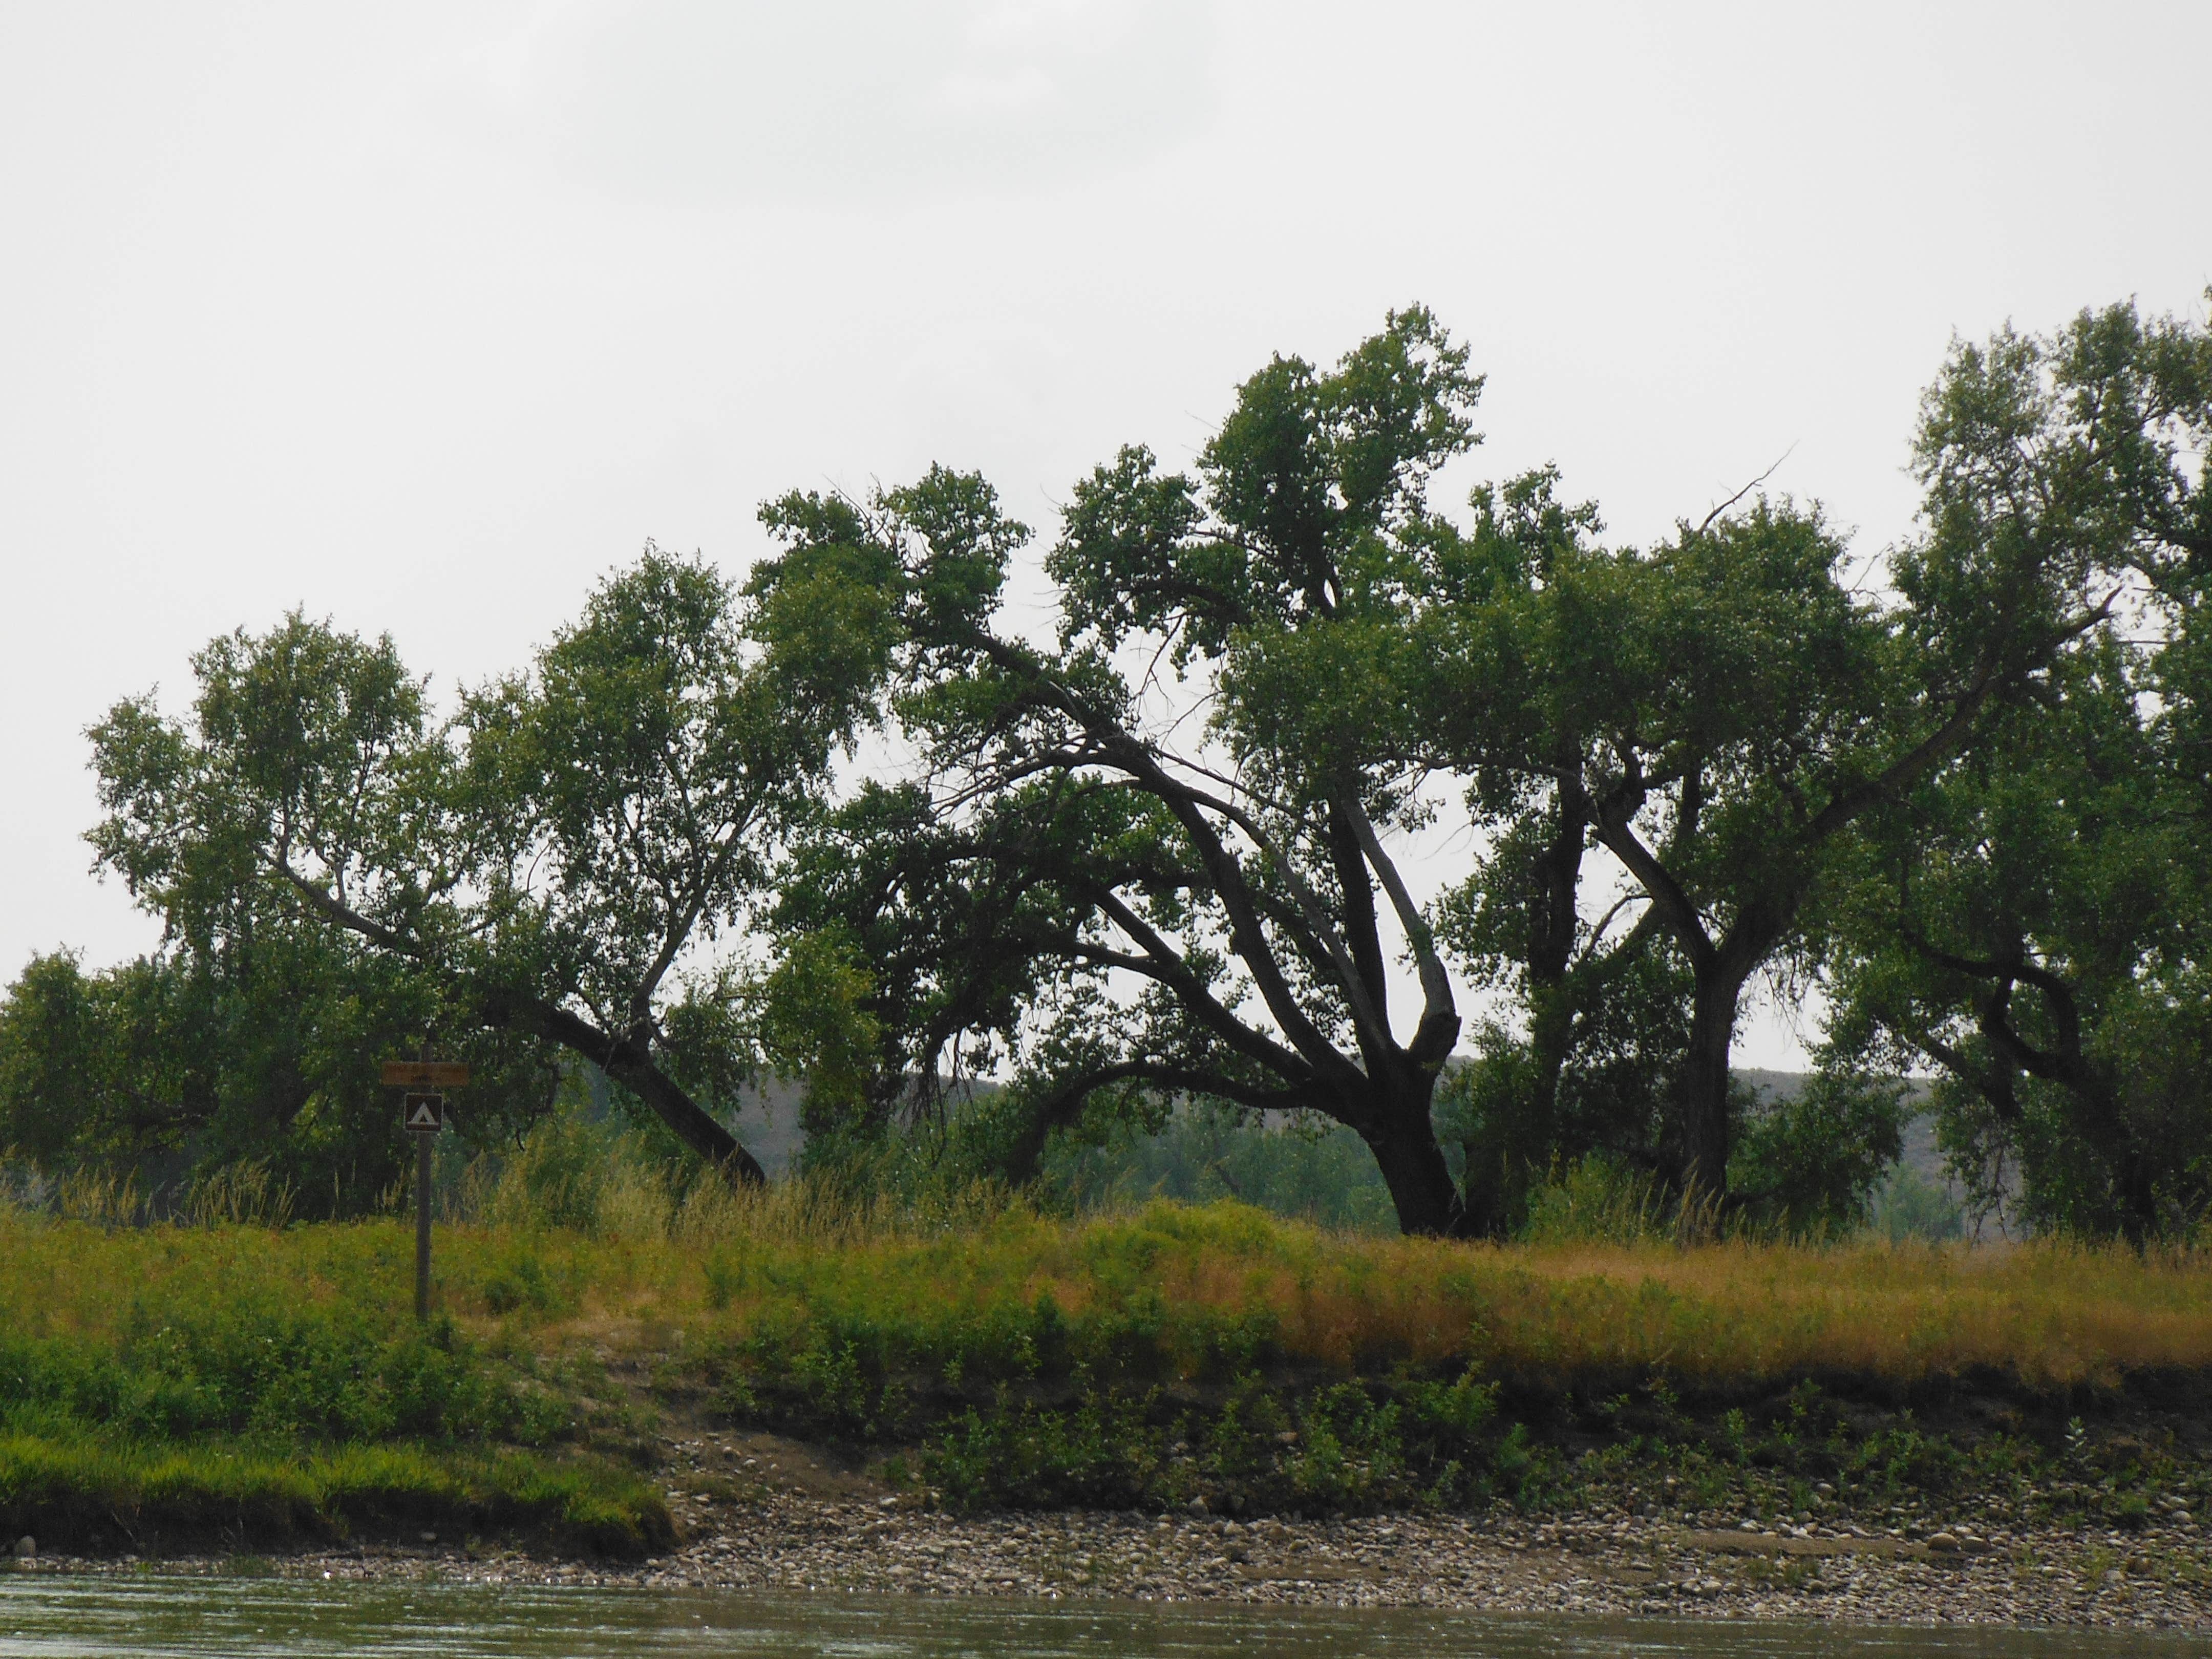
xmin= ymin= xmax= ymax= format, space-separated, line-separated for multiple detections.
xmin=764 ymin=302 xmax=2162 ymax=1235
xmin=88 ymin=546 xmax=892 ymax=1182
xmin=756 ymin=309 xmax=1486 ymax=1235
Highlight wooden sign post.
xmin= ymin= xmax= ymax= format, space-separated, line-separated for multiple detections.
xmin=382 ymin=1060 xmax=471 ymax=1320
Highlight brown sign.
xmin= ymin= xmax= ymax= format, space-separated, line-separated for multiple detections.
xmin=380 ymin=1060 xmax=472 ymax=1088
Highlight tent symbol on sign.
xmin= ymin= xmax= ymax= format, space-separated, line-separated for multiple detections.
xmin=403 ymin=1093 xmax=444 ymax=1132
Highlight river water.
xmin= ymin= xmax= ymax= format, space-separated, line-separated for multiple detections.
xmin=2 ymin=1577 xmax=2206 ymax=1658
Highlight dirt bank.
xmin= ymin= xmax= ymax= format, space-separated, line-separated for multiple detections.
xmin=14 ymin=1424 xmax=2210 ymax=1633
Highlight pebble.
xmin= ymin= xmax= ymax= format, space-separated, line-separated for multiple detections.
xmin=20 ymin=1498 xmax=2212 ymax=1630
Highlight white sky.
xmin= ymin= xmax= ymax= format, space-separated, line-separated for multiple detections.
xmin=4 ymin=0 xmax=2208 ymax=1070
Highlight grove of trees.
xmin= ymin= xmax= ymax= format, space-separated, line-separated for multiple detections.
xmin=5 ymin=297 xmax=2207 ymax=1241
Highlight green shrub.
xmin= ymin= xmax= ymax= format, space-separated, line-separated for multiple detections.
xmin=920 ymin=1389 xmax=1161 ymax=1511
xmin=1518 ymin=1157 xmax=1669 ymax=1245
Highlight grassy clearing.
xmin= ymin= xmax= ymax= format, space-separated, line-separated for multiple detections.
xmin=7 ymin=1189 xmax=2212 ymax=1536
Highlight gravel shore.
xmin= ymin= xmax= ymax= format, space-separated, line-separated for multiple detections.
xmin=14 ymin=1430 xmax=2212 ymax=1632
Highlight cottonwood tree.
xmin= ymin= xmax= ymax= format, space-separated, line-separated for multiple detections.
xmin=1420 ymin=498 xmax=1959 ymax=1205
xmin=756 ymin=310 xmax=1488 ymax=1235
xmin=1820 ymin=301 xmax=2212 ymax=1241
xmin=1227 ymin=463 xmax=1697 ymax=1230
xmin=1187 ymin=303 xmax=2170 ymax=1219
xmin=1218 ymin=455 xmax=1928 ymax=1220
xmin=88 ymin=547 xmax=890 ymax=1181
xmin=1387 ymin=306 xmax=2167 ymax=1209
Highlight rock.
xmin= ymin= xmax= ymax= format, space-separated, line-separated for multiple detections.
xmin=12 ymin=1537 xmax=33 ymax=1562
xmin=1187 ymin=1496 xmax=1210 ymax=1517
xmin=1928 ymin=1532 xmax=1960 ymax=1552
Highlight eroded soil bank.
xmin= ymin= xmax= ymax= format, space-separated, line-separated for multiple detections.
xmin=15 ymin=1423 xmax=2212 ymax=1634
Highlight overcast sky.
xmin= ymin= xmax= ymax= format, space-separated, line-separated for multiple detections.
xmin=5 ymin=0 xmax=2208 ymax=1068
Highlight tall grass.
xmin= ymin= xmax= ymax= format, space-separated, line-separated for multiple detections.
xmin=18 ymin=1107 xmax=2211 ymax=1398
xmin=10 ymin=1100 xmax=2212 ymax=1532
xmin=0 ymin=1158 xmax=300 ymax=1230
xmin=669 ymin=1197 xmax=2212 ymax=1392
xmin=368 ymin=1108 xmax=2212 ymax=1393
xmin=442 ymin=1101 xmax=1024 ymax=1249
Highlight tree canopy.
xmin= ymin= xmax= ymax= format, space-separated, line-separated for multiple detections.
xmin=1817 ymin=303 xmax=2212 ymax=1242
xmin=47 ymin=547 xmax=891 ymax=1196
xmin=7 ymin=296 xmax=2209 ymax=1243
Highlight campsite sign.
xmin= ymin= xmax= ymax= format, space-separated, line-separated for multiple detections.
xmin=402 ymin=1092 xmax=444 ymax=1132
xmin=384 ymin=1055 xmax=470 ymax=1320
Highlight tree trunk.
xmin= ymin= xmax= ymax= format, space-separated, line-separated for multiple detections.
xmin=1676 ymin=965 xmax=1744 ymax=1209
xmin=2064 ymin=1077 xmax=2157 ymax=1246
xmin=1357 ymin=1074 xmax=1469 ymax=1238
xmin=476 ymin=988 xmax=766 ymax=1184
xmin=1457 ymin=795 xmax=1586 ymax=1237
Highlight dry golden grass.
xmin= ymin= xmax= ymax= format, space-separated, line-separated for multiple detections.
xmin=535 ymin=1194 xmax=2212 ymax=1392
xmin=1227 ymin=1233 xmax=2212 ymax=1388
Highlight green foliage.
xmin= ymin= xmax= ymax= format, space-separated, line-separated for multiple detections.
xmin=75 ymin=544 xmax=897 ymax=1195
xmin=755 ymin=310 xmax=1490 ymax=1237
xmin=0 ymin=1277 xmax=567 ymax=1449
xmin=1516 ymin=1157 xmax=1672 ymax=1247
xmin=9 ymin=1188 xmax=2212 ymax=1532
xmin=1868 ymin=1160 xmax=1967 ymax=1245
xmin=1039 ymin=1098 xmax=1398 ymax=1232
xmin=0 ymin=939 xmax=527 ymax=1219
xmin=918 ymin=1388 xmax=1160 ymax=1511
xmin=748 ymin=296 xmax=2212 ymax=1241
xmin=1438 ymin=940 xmax=1697 ymax=1237
xmin=23 ymin=295 xmax=2212 ymax=1246
xmin=746 ymin=929 xmax=883 ymax=1143
xmin=0 ymin=1207 xmax=670 ymax=1554
xmin=1729 ymin=1070 xmax=1907 ymax=1236
xmin=1818 ymin=305 xmax=2212 ymax=1241
xmin=908 ymin=1368 xmax=1513 ymax=1516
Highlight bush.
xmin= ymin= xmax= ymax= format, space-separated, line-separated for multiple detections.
xmin=1730 ymin=1070 xmax=1907 ymax=1236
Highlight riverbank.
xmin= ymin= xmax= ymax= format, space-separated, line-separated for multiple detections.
xmin=9 ymin=1200 xmax=2212 ymax=1576
xmin=14 ymin=1478 xmax=2211 ymax=1632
